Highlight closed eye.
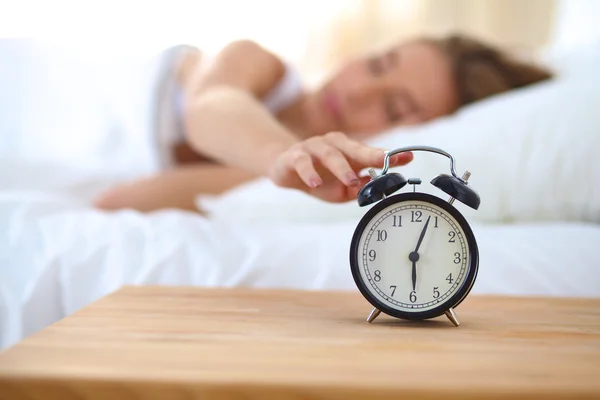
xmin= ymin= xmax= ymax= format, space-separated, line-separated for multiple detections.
xmin=368 ymin=49 xmax=399 ymax=77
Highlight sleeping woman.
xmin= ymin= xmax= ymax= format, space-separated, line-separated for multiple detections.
xmin=94 ymin=34 xmax=553 ymax=212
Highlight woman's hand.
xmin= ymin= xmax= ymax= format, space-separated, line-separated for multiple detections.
xmin=267 ymin=131 xmax=413 ymax=203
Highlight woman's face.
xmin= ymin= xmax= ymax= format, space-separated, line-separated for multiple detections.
xmin=308 ymin=40 xmax=459 ymax=136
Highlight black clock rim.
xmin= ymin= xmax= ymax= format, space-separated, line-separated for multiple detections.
xmin=349 ymin=192 xmax=479 ymax=321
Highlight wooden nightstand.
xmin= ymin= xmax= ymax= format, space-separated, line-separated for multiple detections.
xmin=0 ymin=286 xmax=599 ymax=399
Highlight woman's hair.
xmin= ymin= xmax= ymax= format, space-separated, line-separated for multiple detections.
xmin=429 ymin=33 xmax=554 ymax=107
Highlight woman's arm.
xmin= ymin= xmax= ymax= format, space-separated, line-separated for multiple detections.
xmin=185 ymin=87 xmax=413 ymax=203
xmin=183 ymin=40 xmax=413 ymax=204
xmin=182 ymin=39 xmax=299 ymax=174
xmin=93 ymin=164 xmax=256 ymax=212
xmin=185 ymin=86 xmax=299 ymax=176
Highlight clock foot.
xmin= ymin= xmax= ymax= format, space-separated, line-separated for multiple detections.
xmin=367 ymin=307 xmax=381 ymax=323
xmin=445 ymin=308 xmax=460 ymax=327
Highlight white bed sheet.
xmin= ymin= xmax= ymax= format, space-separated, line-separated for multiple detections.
xmin=1 ymin=189 xmax=599 ymax=350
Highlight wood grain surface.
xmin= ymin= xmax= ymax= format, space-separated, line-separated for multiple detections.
xmin=0 ymin=286 xmax=599 ymax=400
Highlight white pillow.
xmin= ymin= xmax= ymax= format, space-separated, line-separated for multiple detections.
xmin=198 ymin=70 xmax=600 ymax=225
xmin=541 ymin=38 xmax=600 ymax=80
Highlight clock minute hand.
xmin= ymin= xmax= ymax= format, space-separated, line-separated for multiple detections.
xmin=408 ymin=215 xmax=430 ymax=291
xmin=414 ymin=215 xmax=431 ymax=253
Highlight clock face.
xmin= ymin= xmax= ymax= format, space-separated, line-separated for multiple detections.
xmin=350 ymin=192 xmax=479 ymax=320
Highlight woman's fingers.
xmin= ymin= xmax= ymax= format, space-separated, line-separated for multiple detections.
xmin=323 ymin=131 xmax=414 ymax=170
xmin=287 ymin=148 xmax=323 ymax=188
xmin=388 ymin=152 xmax=414 ymax=167
xmin=343 ymin=175 xmax=373 ymax=200
xmin=304 ymin=136 xmax=359 ymax=186
xmin=273 ymin=132 xmax=415 ymax=197
xmin=323 ymin=132 xmax=385 ymax=168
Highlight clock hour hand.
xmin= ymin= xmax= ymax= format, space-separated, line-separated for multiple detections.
xmin=408 ymin=252 xmax=419 ymax=291
xmin=411 ymin=260 xmax=417 ymax=291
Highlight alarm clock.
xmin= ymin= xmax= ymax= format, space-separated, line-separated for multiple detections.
xmin=349 ymin=146 xmax=480 ymax=327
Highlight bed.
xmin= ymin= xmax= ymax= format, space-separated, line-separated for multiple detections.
xmin=1 ymin=41 xmax=600 ymax=351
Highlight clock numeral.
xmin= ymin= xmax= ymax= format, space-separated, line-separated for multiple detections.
xmin=433 ymin=287 xmax=440 ymax=298
xmin=368 ymin=249 xmax=376 ymax=261
xmin=392 ymin=215 xmax=402 ymax=227
xmin=434 ymin=216 xmax=439 ymax=228
xmin=389 ymin=285 xmax=397 ymax=297
xmin=376 ymin=230 xmax=387 ymax=241
xmin=448 ymin=231 xmax=456 ymax=242
xmin=374 ymin=270 xmax=382 ymax=282
xmin=409 ymin=290 xmax=417 ymax=303
xmin=446 ymin=273 xmax=454 ymax=284
xmin=453 ymin=252 xmax=461 ymax=264
xmin=411 ymin=211 xmax=422 ymax=223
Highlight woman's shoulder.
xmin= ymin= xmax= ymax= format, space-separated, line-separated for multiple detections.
xmin=208 ymin=40 xmax=304 ymax=113
xmin=213 ymin=40 xmax=289 ymax=97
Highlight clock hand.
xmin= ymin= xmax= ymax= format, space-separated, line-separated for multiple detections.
xmin=414 ymin=215 xmax=431 ymax=253
xmin=411 ymin=260 xmax=417 ymax=291
xmin=407 ymin=215 xmax=430 ymax=292
xmin=408 ymin=251 xmax=419 ymax=291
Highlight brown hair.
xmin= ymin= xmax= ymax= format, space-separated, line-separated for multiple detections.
xmin=430 ymin=34 xmax=554 ymax=107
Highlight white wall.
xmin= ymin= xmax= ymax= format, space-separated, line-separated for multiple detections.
xmin=0 ymin=0 xmax=352 ymax=64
